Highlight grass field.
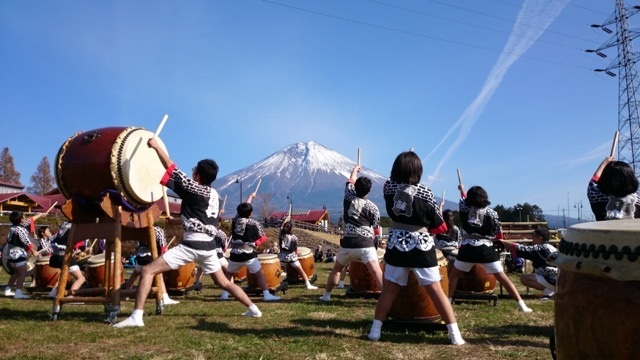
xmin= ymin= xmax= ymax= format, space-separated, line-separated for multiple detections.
xmin=0 ymin=261 xmax=554 ymax=360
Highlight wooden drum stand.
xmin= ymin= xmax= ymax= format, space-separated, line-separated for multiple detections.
xmin=51 ymin=194 xmax=164 ymax=323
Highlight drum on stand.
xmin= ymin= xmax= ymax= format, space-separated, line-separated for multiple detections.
xmin=247 ymin=254 xmax=282 ymax=290
xmin=35 ymin=256 xmax=60 ymax=288
xmin=348 ymin=248 xmax=385 ymax=294
xmin=551 ymin=220 xmax=640 ymax=360
xmin=286 ymin=246 xmax=315 ymax=283
xmin=388 ymin=249 xmax=449 ymax=322
xmin=163 ymin=261 xmax=196 ymax=290
xmin=224 ymin=249 xmax=247 ymax=282
xmin=85 ymin=253 xmax=125 ymax=289
xmin=55 ymin=126 xmax=169 ymax=210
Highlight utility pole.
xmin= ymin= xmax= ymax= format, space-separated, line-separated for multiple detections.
xmin=588 ymin=0 xmax=640 ymax=179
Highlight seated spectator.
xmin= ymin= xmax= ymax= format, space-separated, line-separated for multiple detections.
xmin=314 ymin=245 xmax=324 ymax=262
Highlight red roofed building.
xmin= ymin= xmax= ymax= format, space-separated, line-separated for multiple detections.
xmin=268 ymin=209 xmax=330 ymax=229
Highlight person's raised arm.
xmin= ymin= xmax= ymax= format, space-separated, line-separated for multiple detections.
xmin=350 ymin=164 xmax=361 ymax=182
xmin=593 ymin=156 xmax=614 ymax=180
xmin=458 ymin=184 xmax=466 ymax=199
xmin=246 ymin=192 xmax=256 ymax=204
xmin=147 ymin=138 xmax=174 ymax=170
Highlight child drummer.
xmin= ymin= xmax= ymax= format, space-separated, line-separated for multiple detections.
xmin=278 ymin=218 xmax=318 ymax=290
xmin=113 ymin=138 xmax=262 ymax=328
xmin=225 ymin=193 xmax=281 ymax=301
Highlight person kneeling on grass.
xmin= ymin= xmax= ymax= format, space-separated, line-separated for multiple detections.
xmin=500 ymin=227 xmax=557 ymax=300
xmin=113 ymin=138 xmax=261 ymax=328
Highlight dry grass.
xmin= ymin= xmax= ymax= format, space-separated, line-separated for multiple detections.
xmin=0 ymin=261 xmax=554 ymax=360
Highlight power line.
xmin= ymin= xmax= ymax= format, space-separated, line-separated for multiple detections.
xmin=259 ymin=0 xmax=594 ymax=71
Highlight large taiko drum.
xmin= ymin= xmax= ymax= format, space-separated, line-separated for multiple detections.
xmin=551 ymin=220 xmax=640 ymax=360
xmin=348 ymin=248 xmax=385 ymax=293
xmin=35 ymin=256 xmax=60 ymax=288
xmin=224 ymin=249 xmax=247 ymax=282
xmin=55 ymin=126 xmax=169 ymax=210
xmin=164 ymin=261 xmax=196 ymax=289
xmin=85 ymin=253 xmax=125 ymax=288
xmin=456 ymin=264 xmax=496 ymax=294
xmin=248 ymin=254 xmax=282 ymax=290
xmin=286 ymin=246 xmax=315 ymax=282
xmin=388 ymin=249 xmax=449 ymax=322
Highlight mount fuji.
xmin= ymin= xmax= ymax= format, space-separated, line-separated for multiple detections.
xmin=214 ymin=141 xmax=389 ymax=221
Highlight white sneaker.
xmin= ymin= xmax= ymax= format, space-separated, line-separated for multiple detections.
xmin=219 ymin=292 xmax=229 ymax=300
xmin=113 ymin=316 xmax=144 ymax=328
xmin=163 ymin=297 xmax=179 ymax=305
xmin=319 ymin=294 xmax=331 ymax=302
xmin=450 ymin=334 xmax=466 ymax=345
xmin=263 ymin=292 xmax=281 ymax=301
xmin=336 ymin=284 xmax=345 ymax=289
xmin=48 ymin=288 xmax=58 ymax=298
xmin=242 ymin=308 xmax=262 ymax=318
xmin=519 ymin=306 xmax=533 ymax=313
xmin=13 ymin=290 xmax=30 ymax=299
xmin=306 ymin=284 xmax=318 ymax=290
xmin=3 ymin=288 xmax=15 ymax=297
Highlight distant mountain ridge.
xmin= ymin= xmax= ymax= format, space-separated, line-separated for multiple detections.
xmin=215 ymin=141 xmax=452 ymax=222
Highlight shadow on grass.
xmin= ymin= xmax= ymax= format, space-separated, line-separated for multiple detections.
xmin=189 ymin=317 xmax=368 ymax=339
xmin=0 ymin=306 xmax=108 ymax=323
xmin=471 ymin=324 xmax=554 ymax=348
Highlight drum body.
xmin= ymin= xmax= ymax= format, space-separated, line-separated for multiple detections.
xmin=224 ymin=250 xmax=247 ymax=282
xmin=85 ymin=253 xmax=125 ymax=288
xmin=456 ymin=264 xmax=496 ymax=294
xmin=163 ymin=261 xmax=196 ymax=289
xmin=35 ymin=256 xmax=60 ymax=288
xmin=552 ymin=220 xmax=640 ymax=360
xmin=286 ymin=246 xmax=315 ymax=282
xmin=55 ymin=126 xmax=169 ymax=209
xmin=388 ymin=250 xmax=449 ymax=322
xmin=348 ymin=248 xmax=385 ymax=293
xmin=248 ymin=254 xmax=281 ymax=290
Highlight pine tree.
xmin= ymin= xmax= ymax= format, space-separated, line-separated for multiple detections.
xmin=0 ymin=147 xmax=21 ymax=184
xmin=27 ymin=156 xmax=54 ymax=195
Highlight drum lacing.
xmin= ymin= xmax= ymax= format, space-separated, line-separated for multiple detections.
xmin=558 ymin=239 xmax=640 ymax=262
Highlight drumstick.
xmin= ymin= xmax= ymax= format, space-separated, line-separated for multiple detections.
xmin=221 ymin=195 xmax=227 ymax=213
xmin=457 ymin=168 xmax=462 ymax=185
xmin=153 ymin=114 xmax=169 ymax=138
xmin=442 ymin=190 xmax=445 ymax=202
xmin=45 ymin=201 xmax=58 ymax=214
xmin=409 ymin=147 xmax=414 ymax=152
xmin=166 ymin=236 xmax=177 ymax=249
xmin=610 ymin=130 xmax=619 ymax=158
xmin=357 ymin=148 xmax=361 ymax=166
xmin=254 ymin=179 xmax=262 ymax=195
xmin=163 ymin=187 xmax=171 ymax=218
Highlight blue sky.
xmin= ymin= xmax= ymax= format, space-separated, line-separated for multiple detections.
xmin=0 ymin=0 xmax=627 ymax=221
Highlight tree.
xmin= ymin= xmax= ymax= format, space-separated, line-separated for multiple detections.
xmin=494 ymin=203 xmax=545 ymax=222
xmin=27 ymin=156 xmax=54 ymax=195
xmin=0 ymin=147 xmax=21 ymax=184
xmin=256 ymin=192 xmax=275 ymax=220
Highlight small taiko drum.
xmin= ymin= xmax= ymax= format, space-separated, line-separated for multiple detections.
xmin=286 ymin=246 xmax=315 ymax=282
xmin=248 ymin=254 xmax=282 ymax=290
xmin=551 ymin=220 xmax=640 ymax=360
xmin=35 ymin=256 xmax=60 ymax=288
xmin=163 ymin=261 xmax=196 ymax=289
xmin=455 ymin=264 xmax=496 ymax=294
xmin=348 ymin=248 xmax=385 ymax=293
xmin=55 ymin=126 xmax=169 ymax=210
xmin=85 ymin=253 xmax=125 ymax=288
xmin=224 ymin=249 xmax=247 ymax=282
xmin=388 ymin=249 xmax=449 ymax=322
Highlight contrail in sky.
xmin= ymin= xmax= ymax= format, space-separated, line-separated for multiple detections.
xmin=424 ymin=0 xmax=570 ymax=185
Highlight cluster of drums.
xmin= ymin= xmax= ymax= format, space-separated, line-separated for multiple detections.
xmin=32 ymin=253 xmax=126 ymax=291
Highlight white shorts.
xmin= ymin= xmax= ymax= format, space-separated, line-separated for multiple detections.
xmin=336 ymin=247 xmax=378 ymax=266
xmin=227 ymin=257 xmax=262 ymax=274
xmin=535 ymin=273 xmax=555 ymax=289
xmin=162 ymin=244 xmax=221 ymax=274
xmin=69 ymin=265 xmax=80 ymax=273
xmin=384 ymin=264 xmax=442 ymax=286
xmin=454 ymin=260 xmax=503 ymax=274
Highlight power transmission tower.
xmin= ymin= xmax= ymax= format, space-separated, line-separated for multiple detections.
xmin=587 ymin=0 xmax=640 ymax=176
